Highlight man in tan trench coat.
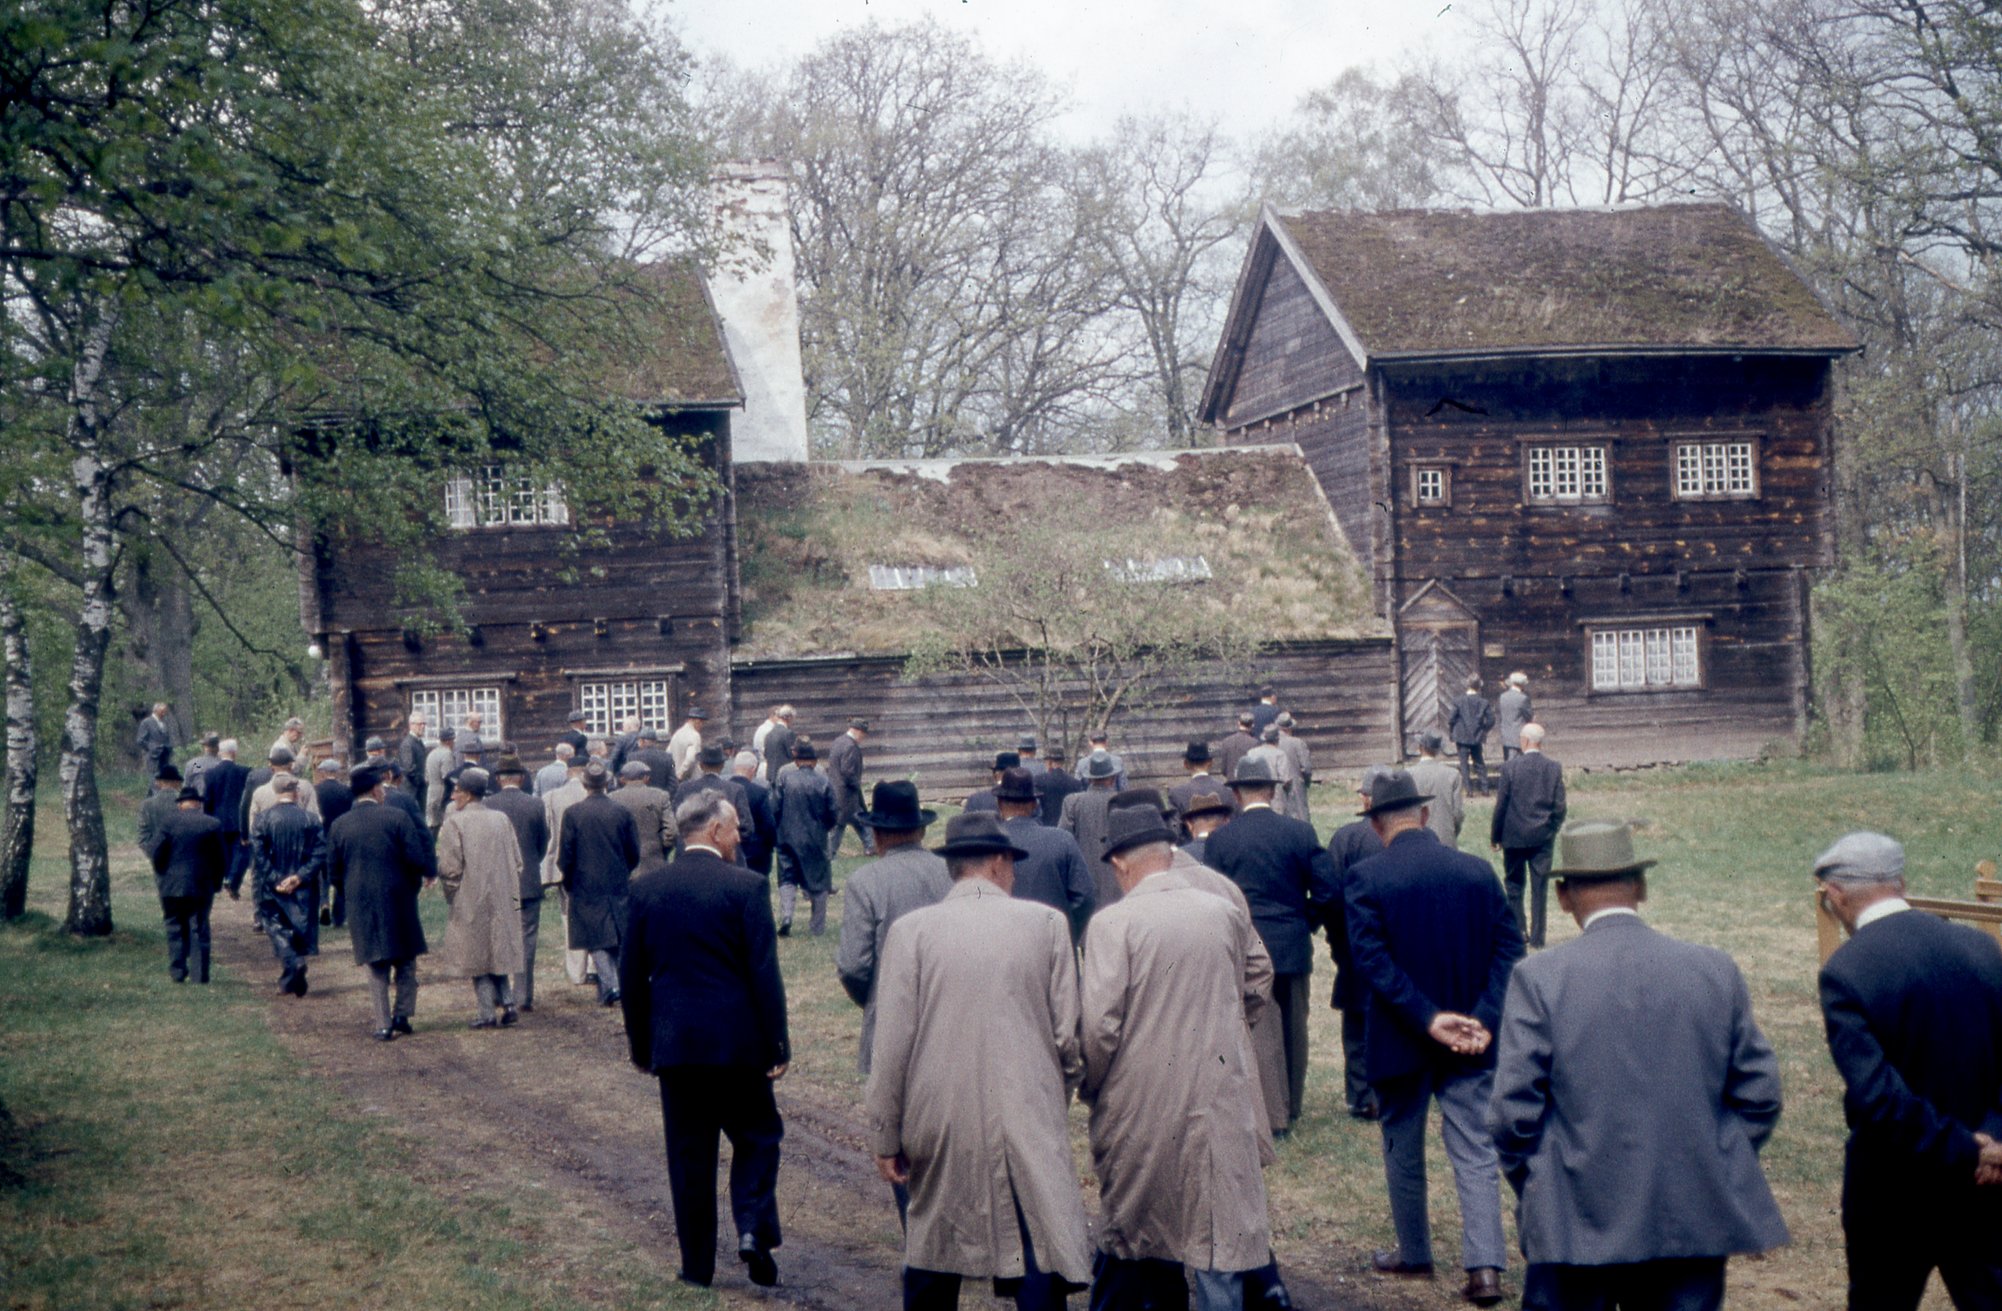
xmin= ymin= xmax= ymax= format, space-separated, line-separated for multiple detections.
xmin=866 ymin=812 xmax=1093 ymax=1310
xmin=1085 ymin=804 xmax=1275 ymax=1311
xmin=435 ymin=768 xmax=527 ymax=1028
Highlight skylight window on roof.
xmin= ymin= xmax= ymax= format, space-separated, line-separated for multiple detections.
xmin=868 ymin=564 xmax=978 ymax=591
xmin=1106 ymin=555 xmax=1213 ymax=584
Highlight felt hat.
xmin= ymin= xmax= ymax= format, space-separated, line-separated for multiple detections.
xmin=315 ymin=757 xmax=341 ymax=774
xmin=176 ymin=786 xmax=202 ymax=803
xmin=619 ymin=760 xmax=651 ymax=781
xmin=1417 ymin=730 xmax=1444 ymax=753
xmin=438 ymin=726 xmax=455 ymax=742
xmin=581 ymin=760 xmax=610 ymax=790
xmin=1236 ymin=711 xmax=1255 ymax=727
xmin=1361 ymin=768 xmax=1432 ymax=817
xmin=1181 ymin=789 xmax=1234 ymax=821
xmin=687 ymin=707 xmax=710 ymax=721
xmin=1102 ymin=805 xmax=1177 ymax=859
xmin=856 ymin=779 xmax=937 ymax=831
xmin=993 ymin=767 xmax=1038 ymax=804
xmin=1276 ymin=712 xmax=1296 ymax=729
xmin=1015 ymin=734 xmax=1038 ymax=752
xmin=456 ymin=767 xmax=490 ymax=799
xmin=1109 ymin=787 xmax=1172 ymax=818
xmin=1083 ymin=749 xmax=1120 ymax=780
xmin=848 ymin=718 xmax=871 ymax=731
xmin=566 ymin=710 xmax=588 ymax=724
xmin=363 ymin=735 xmax=386 ymax=753
xmin=1556 ymin=821 xmax=1655 ymax=879
xmin=933 ymin=812 xmax=1031 ymax=860
xmin=494 ymin=755 xmax=527 ymax=777
xmin=697 ymin=744 xmax=727 ymax=768
xmin=156 ymin=763 xmax=185 ymax=783
xmin=1353 ymin=763 xmax=1393 ymax=807
xmin=349 ymin=764 xmax=383 ymax=792
xmin=1812 ymin=831 xmax=1904 ymax=883
xmin=1042 ymin=742 xmax=1066 ymax=761
xmin=1260 ymin=724 xmax=1282 ymax=743
xmin=1183 ymin=740 xmax=1212 ymax=765
xmin=272 ymin=774 xmax=299 ymax=794
xmin=992 ymin=751 xmax=1021 ymax=772
xmin=1226 ymin=757 xmax=1277 ymax=790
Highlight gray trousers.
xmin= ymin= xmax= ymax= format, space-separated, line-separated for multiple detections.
xmin=588 ymin=948 xmax=618 ymax=1003
xmin=1271 ymin=972 xmax=1310 ymax=1125
xmin=473 ymin=973 xmax=514 ymax=1021
xmin=1375 ymin=1065 xmax=1507 ymax=1272
xmin=516 ymin=897 xmax=541 ymax=1008
xmin=367 ymin=958 xmax=418 ymax=1030
xmin=777 ymin=883 xmax=828 ymax=936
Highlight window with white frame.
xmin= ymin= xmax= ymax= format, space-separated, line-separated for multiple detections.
xmin=444 ymin=465 xmax=570 ymax=529
xmin=1673 ymin=439 xmax=1758 ymax=499
xmin=576 ymin=679 xmax=674 ymax=738
xmin=1105 ymin=555 xmax=1213 ymax=584
xmin=1525 ymin=444 xmax=1610 ymax=503
xmin=1588 ymin=625 xmax=1703 ymax=691
xmin=409 ymin=686 xmax=504 ymax=741
xmin=1412 ymin=464 xmax=1451 ymax=507
xmin=867 ymin=564 xmax=978 ymax=591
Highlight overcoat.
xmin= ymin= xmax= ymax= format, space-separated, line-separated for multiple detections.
xmin=1003 ymin=814 xmax=1095 ymax=943
xmin=1058 ymin=785 xmax=1120 ymax=911
xmin=1490 ymin=750 xmax=1566 ymax=850
xmin=1493 ymin=913 xmax=1788 ymax=1264
xmin=1081 ymin=869 xmax=1272 ymax=1272
xmin=835 ymin=844 xmax=953 ymax=1072
xmin=395 ymin=732 xmax=428 ymax=811
xmin=435 ymin=801 xmax=528 ymax=978
xmin=327 ymin=799 xmax=430 ymax=965
xmin=150 ymin=808 xmax=226 ymax=899
xmin=1497 ymin=686 xmax=1533 ymax=750
xmin=773 ymin=765 xmax=837 ymax=893
xmin=1201 ymin=804 xmax=1338 ymax=976
xmin=558 ymin=793 xmax=639 ymax=951
xmin=1406 ymin=757 xmax=1465 ymax=846
xmin=539 ymin=777 xmax=584 ymax=886
xmin=1245 ymin=743 xmax=1304 ymax=821
xmin=200 ymin=759 xmax=250 ymax=837
xmin=865 ymin=879 xmax=1093 ymax=1284
xmin=483 ymin=785 xmax=548 ymax=903
xmin=610 ymin=782 xmax=675 ymax=862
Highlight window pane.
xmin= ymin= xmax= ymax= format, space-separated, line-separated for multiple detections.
xmin=1645 ymin=629 xmax=1671 ymax=685
xmin=1528 ymin=448 xmax=1553 ymax=499
xmin=1671 ymin=627 xmax=1700 ymax=685
xmin=1591 ymin=631 xmax=1619 ymax=690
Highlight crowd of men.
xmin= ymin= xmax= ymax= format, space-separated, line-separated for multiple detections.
xmin=134 ymin=685 xmax=2002 ymax=1311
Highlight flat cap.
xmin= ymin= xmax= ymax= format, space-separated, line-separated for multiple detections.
xmin=363 ymin=735 xmax=386 ymax=752
xmin=266 ymin=746 xmax=294 ymax=765
xmin=1813 ymin=831 xmax=1905 ymax=883
xmin=619 ymin=760 xmax=652 ymax=780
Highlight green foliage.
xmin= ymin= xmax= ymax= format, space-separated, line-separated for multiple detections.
xmin=1813 ymin=556 xmax=1966 ymax=769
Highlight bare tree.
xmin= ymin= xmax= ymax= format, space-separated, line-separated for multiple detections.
xmin=1255 ymin=69 xmax=1448 ymax=210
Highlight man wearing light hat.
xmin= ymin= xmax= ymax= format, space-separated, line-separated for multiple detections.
xmin=1492 ymin=821 xmax=1787 ymax=1310
xmin=1813 ymin=831 xmax=2002 ymax=1309
xmin=865 ymin=812 xmax=1093 ymax=1309
xmin=247 ymin=743 xmax=320 ymax=832
xmin=668 ymin=707 xmax=709 ymax=783
xmin=436 ymin=767 xmax=526 ymax=1028
xmin=1345 ymin=768 xmax=1520 ymax=1305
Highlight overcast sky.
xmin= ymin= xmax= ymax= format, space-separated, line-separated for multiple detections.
xmin=658 ymin=0 xmax=1458 ymax=143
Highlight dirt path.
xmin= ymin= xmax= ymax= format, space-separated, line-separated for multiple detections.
xmin=212 ymin=895 xmax=1399 ymax=1310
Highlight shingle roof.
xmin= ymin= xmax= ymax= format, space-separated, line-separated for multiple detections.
xmin=1272 ymin=202 xmax=1859 ymax=360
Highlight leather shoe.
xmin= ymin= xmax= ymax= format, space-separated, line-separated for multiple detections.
xmin=372 ymin=1027 xmax=396 ymax=1042
xmin=468 ymin=1018 xmax=499 ymax=1029
xmin=739 ymin=1236 xmax=778 ymax=1287
xmin=1463 ymin=1267 xmax=1503 ymax=1306
xmin=499 ymin=1007 xmax=518 ymax=1027
xmin=1370 ymin=1251 xmax=1434 ymax=1279
xmin=602 ymin=990 xmax=621 ymax=1007
xmin=390 ymin=1016 xmax=414 ymax=1036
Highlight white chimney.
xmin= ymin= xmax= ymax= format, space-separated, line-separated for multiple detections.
xmin=709 ymin=161 xmax=810 ymax=463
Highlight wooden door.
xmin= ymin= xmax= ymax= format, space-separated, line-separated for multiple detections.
xmin=1398 ymin=581 xmax=1482 ymax=749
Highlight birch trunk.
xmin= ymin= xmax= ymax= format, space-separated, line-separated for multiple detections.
xmin=61 ymin=314 xmax=117 ymax=937
xmin=0 ymin=559 xmax=34 ymax=921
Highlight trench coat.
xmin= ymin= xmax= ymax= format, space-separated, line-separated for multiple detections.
xmin=835 ymin=844 xmax=953 ymax=1073
xmin=773 ymin=764 xmax=837 ymax=894
xmin=327 ymin=799 xmax=430 ymax=966
xmin=865 ymin=879 xmax=1093 ymax=1284
xmin=435 ymin=801 xmax=528 ymax=979
xmin=558 ymin=793 xmax=639 ymax=952
xmin=539 ymin=778 xmax=584 ymax=887
xmin=1081 ymin=869 xmax=1273 ymax=1272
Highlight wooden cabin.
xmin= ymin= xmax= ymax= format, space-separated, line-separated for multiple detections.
xmin=304 ymin=265 xmax=747 ymax=758
xmin=1199 ymin=203 xmax=1860 ymax=767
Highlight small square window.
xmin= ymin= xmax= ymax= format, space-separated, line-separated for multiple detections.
xmin=1412 ymin=465 xmax=1451 ymax=507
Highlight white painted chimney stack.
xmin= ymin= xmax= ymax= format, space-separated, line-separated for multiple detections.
xmin=708 ymin=161 xmax=810 ymax=463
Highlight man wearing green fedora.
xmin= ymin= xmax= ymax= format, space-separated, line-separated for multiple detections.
xmin=1491 ymin=820 xmax=1788 ymax=1310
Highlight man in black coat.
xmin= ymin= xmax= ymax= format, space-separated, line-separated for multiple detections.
xmin=1488 ymin=722 xmax=1566 ymax=948
xmin=136 ymin=701 xmax=175 ymax=785
xmin=621 ymin=788 xmax=789 ymax=1290
xmin=149 ymin=786 xmax=226 ymax=983
xmin=558 ymin=760 xmax=639 ymax=1005
xmin=761 ymin=710 xmax=797 ymax=786
xmin=252 ymin=774 xmax=326 ymax=991
xmin=1202 ymin=756 xmax=1338 ymax=1134
xmin=996 ymin=767 xmax=1094 ymax=942
xmin=138 ymin=765 xmax=184 ymax=856
xmin=730 ymin=750 xmax=777 ymax=876
xmin=558 ymin=710 xmax=590 ymax=759
xmin=1347 ymin=770 xmax=1522 ymax=1304
xmin=1813 ymin=832 xmax=2002 ymax=1310
xmin=395 ymin=716 xmax=429 ymax=818
xmin=1325 ymin=766 xmax=1391 ymax=1120
xmin=825 ymin=719 xmax=872 ymax=858
xmin=201 ymin=740 xmax=252 ymax=899
xmin=632 ymin=727 xmax=677 ymax=797
xmin=328 ymin=766 xmax=431 ymax=1040
xmin=1033 ymin=743 xmax=1083 ymax=828
xmin=1166 ymin=741 xmax=1221 ymax=840
xmin=314 ymin=759 xmax=356 ymax=927
xmin=959 ymin=752 xmax=1017 ymax=817
xmin=1447 ymin=675 xmax=1495 ymax=797
xmin=486 ymin=756 xmax=549 ymax=1012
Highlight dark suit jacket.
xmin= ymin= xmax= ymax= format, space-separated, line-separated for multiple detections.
xmin=1820 ymin=909 xmax=2002 ymax=1213
xmin=1490 ymin=750 xmax=1566 ymax=850
xmin=1250 ymin=703 xmax=1281 ymax=736
xmin=1003 ymin=815 xmax=1095 ymax=942
xmin=633 ymin=746 xmax=677 ymax=791
xmin=315 ymin=779 xmax=355 ymax=833
xmin=1213 ymin=730 xmax=1259 ymax=781
xmin=1494 ymin=913 xmax=1787 ymax=1263
xmin=558 ymin=793 xmax=639 ymax=951
xmin=138 ymin=789 xmax=180 ymax=858
xmin=327 ymin=799 xmax=428 ymax=964
xmin=1201 ymin=804 xmax=1338 ymax=975
xmin=1167 ymin=772 xmax=1223 ymax=835
xmin=1447 ymin=692 xmax=1494 ymax=747
xmin=961 ymin=788 xmax=999 ymax=816
xmin=1324 ymin=818 xmax=1385 ymax=1008
xmin=1346 ymin=827 xmax=1523 ymax=1083
xmin=1034 ymin=766 xmax=1083 ymax=827
xmin=825 ymin=733 xmax=864 ymax=807
xmin=394 ymin=734 xmax=428 ymax=811
xmin=485 ymin=785 xmax=549 ymax=901
xmin=558 ymin=728 xmax=589 ymax=757
xmin=621 ymin=849 xmax=790 ymax=1072
xmin=150 ymin=808 xmax=226 ymax=899
xmin=137 ymin=715 xmax=174 ymax=779
xmin=200 ymin=760 xmax=250 ymax=837
xmin=762 ymin=723 xmax=796 ymax=782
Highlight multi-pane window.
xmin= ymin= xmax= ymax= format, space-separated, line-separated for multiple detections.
xmin=867 ymin=564 xmax=978 ymax=591
xmin=1589 ymin=626 xmax=1702 ymax=691
xmin=1525 ymin=445 xmax=1610 ymax=503
xmin=1105 ymin=556 xmax=1214 ymax=584
xmin=409 ymin=686 xmax=504 ymax=741
xmin=577 ymin=680 xmax=673 ymax=737
xmin=1673 ymin=440 xmax=1758 ymax=499
xmin=1412 ymin=465 xmax=1450 ymax=507
xmin=444 ymin=465 xmax=570 ymax=529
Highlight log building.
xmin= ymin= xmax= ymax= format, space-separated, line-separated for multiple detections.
xmin=1199 ymin=203 xmax=1860 ymax=767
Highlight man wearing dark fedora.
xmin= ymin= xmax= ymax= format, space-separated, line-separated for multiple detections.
xmin=1060 ymin=749 xmax=1126 ymax=913
xmin=1493 ymin=821 xmax=1788 ymax=1311
xmin=995 ymin=767 xmax=1093 ymax=943
xmin=773 ymin=739 xmax=837 ymax=936
xmin=147 ymin=783 xmax=227 ymax=983
xmin=1346 ymin=768 xmax=1521 ymax=1306
xmin=867 ymin=812 xmax=1093 ymax=1309
xmin=1167 ymin=741 xmax=1221 ymax=840
xmin=1176 ymin=788 xmax=1234 ymax=867
xmin=1034 ymin=743 xmax=1083 ymax=827
xmin=1325 ymin=765 xmax=1393 ymax=1122
xmin=960 ymin=752 xmax=1020 ymax=817
xmin=1202 ymin=756 xmax=1337 ymax=1136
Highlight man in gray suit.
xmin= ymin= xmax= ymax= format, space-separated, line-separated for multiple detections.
xmin=1491 ymin=821 xmax=1788 ymax=1311
xmin=1497 ymin=672 xmax=1533 ymax=762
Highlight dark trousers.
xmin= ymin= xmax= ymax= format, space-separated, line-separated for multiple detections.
xmin=1339 ymin=1000 xmax=1371 ymax=1113
xmin=829 ymin=802 xmax=874 ymax=859
xmin=160 ymin=893 xmax=214 ymax=982
xmin=657 ymin=1065 xmax=783 ymax=1286
xmin=366 ymin=958 xmax=418 ymax=1029
xmin=1523 ymin=1257 xmax=1726 ymax=1311
xmin=1504 ymin=843 xmax=1554 ymax=947
xmin=1502 ymin=745 xmax=1522 ymax=762
xmin=516 ymin=897 xmax=540 ymax=1008
xmin=1088 ymin=1252 xmax=1186 ymax=1311
xmin=905 ymin=1201 xmax=1068 ymax=1311
xmin=1844 ymin=1194 xmax=2002 ymax=1311
xmin=260 ymin=889 xmax=312 ymax=991
xmin=1455 ymin=744 xmax=1489 ymax=794
xmin=1271 ymin=972 xmax=1310 ymax=1125
xmin=222 ymin=840 xmax=248 ymax=895
xmin=322 ymin=862 xmax=345 ymax=927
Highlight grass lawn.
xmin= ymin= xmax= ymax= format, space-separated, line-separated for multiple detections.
xmin=1 ymin=759 xmax=1992 ymax=1309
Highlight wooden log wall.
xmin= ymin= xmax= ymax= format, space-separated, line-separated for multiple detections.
xmin=730 ymin=638 xmax=1399 ymax=802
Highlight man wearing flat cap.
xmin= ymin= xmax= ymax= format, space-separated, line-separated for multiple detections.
xmin=247 ymin=744 xmax=321 ymax=834
xmin=826 ymin=718 xmax=873 ymax=859
xmin=773 ymin=740 xmax=838 ymax=936
xmin=147 ymin=784 xmax=227 ymax=983
xmin=1201 ymin=756 xmax=1338 ymax=1135
xmin=1408 ymin=733 xmax=1464 ymax=848
xmin=558 ymin=710 xmax=589 ymax=759
xmin=1813 ymin=831 xmax=2002 ymax=1309
xmin=995 ymin=767 xmax=1094 ymax=943
xmin=631 ymin=727 xmax=676 ymax=798
xmin=1493 ymin=821 xmax=1787 ymax=1310
xmin=1082 ymin=804 xmax=1273 ymax=1311
xmin=866 ymin=813 xmax=1093 ymax=1309
xmin=1060 ymin=750 xmax=1126 ymax=912
xmin=1346 ymin=769 xmax=1521 ymax=1306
